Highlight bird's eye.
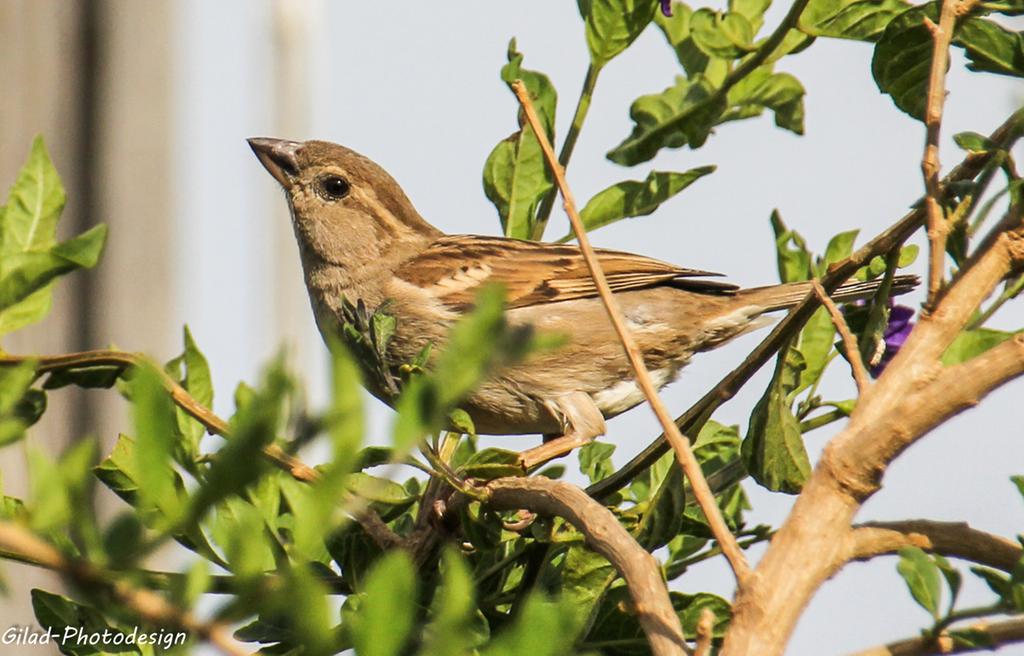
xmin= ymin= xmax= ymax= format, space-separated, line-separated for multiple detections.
xmin=317 ymin=175 xmax=351 ymax=201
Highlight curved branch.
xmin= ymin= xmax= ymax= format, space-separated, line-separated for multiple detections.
xmin=483 ymin=476 xmax=689 ymax=656
xmin=849 ymin=520 xmax=1022 ymax=572
xmin=849 ymin=615 xmax=1024 ymax=656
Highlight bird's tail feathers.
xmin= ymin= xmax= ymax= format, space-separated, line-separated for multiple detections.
xmin=740 ymin=274 xmax=919 ymax=312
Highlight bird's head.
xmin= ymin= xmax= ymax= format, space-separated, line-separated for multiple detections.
xmin=247 ymin=138 xmax=440 ymax=265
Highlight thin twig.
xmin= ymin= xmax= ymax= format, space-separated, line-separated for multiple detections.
xmin=0 ymin=350 xmax=319 ymax=483
xmin=0 ymin=547 xmax=351 ymax=594
xmin=512 ymin=79 xmax=751 ymax=585
xmin=921 ymin=0 xmax=980 ymax=305
xmin=811 ymin=280 xmax=870 ymax=394
xmin=0 ymin=521 xmax=246 ymax=656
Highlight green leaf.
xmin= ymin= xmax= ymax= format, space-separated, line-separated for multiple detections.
xmin=1011 ymin=474 xmax=1024 ymax=500
xmin=184 ymin=360 xmax=287 ymax=526
xmin=578 ymin=0 xmax=659 ymax=66
xmin=483 ymin=40 xmax=557 ymax=240
xmin=103 ymin=512 xmax=145 ymax=564
xmin=584 ymin=585 xmax=651 ymax=649
xmin=675 ymin=591 xmax=732 ymax=639
xmin=954 ymin=131 xmax=997 ymax=152
xmin=28 ymin=447 xmax=72 ymax=533
xmin=978 ymin=0 xmax=1024 ymax=15
xmin=0 ymin=139 xmax=107 ymax=337
xmin=459 ymin=447 xmax=524 ymax=480
xmin=870 ymin=4 xmax=1019 ymax=121
xmin=182 ymin=326 xmax=213 ymax=407
xmin=44 ymin=365 xmax=123 ymax=390
xmin=422 ymin=548 xmax=487 ymax=656
xmin=690 ymin=8 xmax=756 ymax=59
xmin=278 ymin=566 xmax=335 ymax=656
xmin=820 ymin=229 xmax=860 ymax=272
xmin=608 ymin=74 xmax=726 ymax=165
xmin=655 ymin=3 xmax=731 ymax=85
xmin=350 ymin=550 xmax=417 ymax=656
xmin=95 ymin=434 xmax=222 ymax=565
xmin=861 ymin=243 xmax=919 ymax=279
xmin=971 ymin=565 xmax=1012 ymax=597
xmin=0 ymin=361 xmax=37 ymax=446
xmin=799 ymin=0 xmax=909 ymax=41
xmin=730 ymin=0 xmax=772 ymax=32
xmin=482 ymin=593 xmax=577 ymax=656
xmin=934 ymin=554 xmax=962 ymax=615
xmin=2 ymin=137 xmax=65 ymax=255
xmin=569 ymin=167 xmax=715 ymax=238
xmin=723 ymin=68 xmax=806 ymax=134
xmin=578 ymin=441 xmax=617 ymax=484
xmin=211 ymin=496 xmax=278 ymax=577
xmin=132 ymin=365 xmax=181 ymax=523
xmin=941 ymin=328 xmax=1018 ymax=365
xmin=0 ymin=225 xmax=106 ymax=311
xmin=871 ymin=3 xmax=937 ymax=120
xmin=898 ymin=547 xmax=942 ymax=618
xmin=557 ymin=546 xmax=614 ymax=639
xmin=743 ymin=347 xmax=811 ymax=493
xmin=796 ymin=309 xmax=835 ymax=393
xmin=956 ymin=17 xmax=1024 ymax=77
xmin=344 ymin=472 xmax=416 ymax=513
xmin=634 ymin=461 xmax=686 ymax=550
xmin=32 ymin=590 xmax=141 ymax=656
xmin=325 ymin=342 xmax=364 ymax=477
xmin=770 ymin=210 xmax=812 ymax=282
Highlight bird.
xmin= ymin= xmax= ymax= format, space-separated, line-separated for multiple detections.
xmin=248 ymin=137 xmax=916 ymax=468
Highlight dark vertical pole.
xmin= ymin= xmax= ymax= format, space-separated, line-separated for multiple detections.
xmin=71 ymin=0 xmax=100 ymax=435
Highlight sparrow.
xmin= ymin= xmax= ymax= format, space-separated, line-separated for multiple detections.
xmin=248 ymin=137 xmax=916 ymax=468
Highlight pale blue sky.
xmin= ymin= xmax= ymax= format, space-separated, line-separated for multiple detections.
xmin=175 ymin=2 xmax=1024 ymax=653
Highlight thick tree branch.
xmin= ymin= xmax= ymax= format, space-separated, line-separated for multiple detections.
xmin=0 ymin=521 xmax=245 ymax=656
xmin=849 ymin=520 xmax=1023 ymax=572
xmin=512 ymin=79 xmax=750 ymax=584
xmin=722 ymin=112 xmax=1024 ymax=656
xmin=483 ymin=476 xmax=689 ymax=656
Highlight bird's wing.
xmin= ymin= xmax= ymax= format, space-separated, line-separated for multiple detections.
xmin=394 ymin=235 xmax=737 ymax=310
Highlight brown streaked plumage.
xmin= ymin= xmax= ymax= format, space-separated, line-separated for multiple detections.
xmin=248 ymin=137 xmax=918 ymax=467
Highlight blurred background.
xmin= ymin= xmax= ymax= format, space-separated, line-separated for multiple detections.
xmin=2 ymin=1 xmax=1022 ymax=653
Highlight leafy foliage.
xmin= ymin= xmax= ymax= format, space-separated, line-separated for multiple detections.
xmin=1 ymin=0 xmax=1022 ymax=652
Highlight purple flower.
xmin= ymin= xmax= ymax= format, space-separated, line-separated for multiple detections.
xmin=660 ymin=0 xmax=673 ymax=17
xmin=870 ymin=304 xmax=914 ymax=376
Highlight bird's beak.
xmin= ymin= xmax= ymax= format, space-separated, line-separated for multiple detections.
xmin=247 ymin=137 xmax=301 ymax=187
